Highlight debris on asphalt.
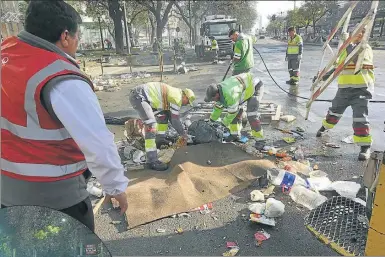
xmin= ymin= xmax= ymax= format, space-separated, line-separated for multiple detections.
xmin=264 ymin=198 xmax=285 ymax=218
xmin=86 ymin=182 xmax=103 ymax=197
xmin=306 ymin=177 xmax=333 ymax=192
xmin=156 ymin=228 xmax=166 ymax=233
xmin=267 ymin=168 xmax=307 ymax=189
xmin=289 ymin=185 xmax=327 ymax=210
xmin=175 ymin=228 xmax=184 ymax=234
xmin=226 ymin=242 xmax=238 ymax=249
xmin=313 ymin=164 xmax=319 ymax=170
xmin=212 ymin=216 xmax=219 ymax=221
xmin=171 ymin=212 xmax=191 ymax=218
xmin=248 ymin=203 xmax=266 ymax=214
xmin=309 ymin=170 xmax=328 ymax=178
xmin=111 ymin=198 xmax=120 ymax=209
xmin=207 ymin=160 xmax=212 ymax=165
xmin=283 ymin=137 xmax=296 ymax=144
xmin=330 ymin=181 xmax=361 ymax=198
xmin=222 ymin=247 xmax=239 ymax=256
xmin=190 ymin=203 xmax=213 ymax=214
xmin=261 ymin=185 xmax=275 ymax=196
xmin=158 ymin=148 xmax=175 ymax=164
xmin=325 ymin=142 xmax=341 ymax=148
xmin=250 ymin=190 xmax=265 ymax=202
xmin=294 ymin=145 xmax=305 ymax=161
xmin=296 ymin=126 xmax=305 ymax=133
xmin=249 ymin=213 xmax=276 ymax=226
xmin=341 ymin=135 xmax=354 ymax=144
xmin=110 ymin=221 xmax=122 ymax=225
xmin=254 ymin=230 xmax=271 ymax=246
xmin=280 ymin=115 xmax=296 ymax=122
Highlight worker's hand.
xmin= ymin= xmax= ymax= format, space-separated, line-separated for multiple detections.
xmin=312 ymin=76 xmax=317 ymax=83
xmin=285 ymin=56 xmax=288 ymax=62
xmin=103 ymin=192 xmax=128 ymax=215
xmin=297 ymin=55 xmax=302 ymax=61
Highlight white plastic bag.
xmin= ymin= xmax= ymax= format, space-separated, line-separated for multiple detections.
xmin=331 ymin=181 xmax=361 ymax=199
xmin=250 ymin=190 xmax=265 ymax=202
xmin=264 ymin=198 xmax=285 ymax=218
xmin=248 ymin=203 xmax=266 ymax=214
xmin=306 ymin=177 xmax=333 ymax=192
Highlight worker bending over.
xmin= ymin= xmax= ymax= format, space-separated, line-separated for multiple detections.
xmin=129 ymin=83 xmax=196 ymax=171
xmin=204 ymin=73 xmax=264 ymax=141
xmin=210 ymin=36 xmax=219 ymax=63
xmin=229 ymin=29 xmax=254 ymax=76
xmin=316 ymin=27 xmax=374 ymax=160
xmin=285 ymin=27 xmax=303 ymax=85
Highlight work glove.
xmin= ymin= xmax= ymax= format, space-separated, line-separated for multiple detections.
xmin=312 ymin=76 xmax=317 ymax=83
xmin=297 ymin=55 xmax=302 ymax=61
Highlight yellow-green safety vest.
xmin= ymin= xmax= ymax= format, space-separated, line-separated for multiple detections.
xmin=143 ymin=82 xmax=182 ymax=113
xmin=336 ymin=45 xmax=375 ymax=88
xmin=287 ymin=34 xmax=303 ymax=55
xmin=211 ymin=39 xmax=218 ymax=50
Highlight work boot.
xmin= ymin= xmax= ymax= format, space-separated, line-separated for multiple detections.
xmin=358 ymin=146 xmax=371 ymax=161
xmin=146 ymin=160 xmax=168 ymax=171
xmin=316 ymin=126 xmax=326 ymax=137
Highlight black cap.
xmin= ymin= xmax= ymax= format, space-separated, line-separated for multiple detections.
xmin=204 ymin=84 xmax=219 ymax=102
xmin=228 ymin=29 xmax=237 ymax=37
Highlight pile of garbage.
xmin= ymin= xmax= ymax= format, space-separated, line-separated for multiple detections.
xmin=93 ymin=72 xmax=152 ymax=92
xmin=176 ymin=62 xmax=199 ymax=74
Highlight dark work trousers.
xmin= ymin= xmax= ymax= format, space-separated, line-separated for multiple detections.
xmin=1 ymin=197 xmax=95 ymax=232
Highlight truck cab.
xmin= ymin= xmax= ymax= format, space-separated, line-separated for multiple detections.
xmin=195 ymin=15 xmax=238 ymax=59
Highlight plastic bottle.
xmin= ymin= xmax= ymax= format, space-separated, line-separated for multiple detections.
xmin=267 ymin=168 xmax=308 ymax=188
xmin=294 ymin=145 xmax=304 ymax=161
xmin=289 ymin=185 xmax=327 ymax=210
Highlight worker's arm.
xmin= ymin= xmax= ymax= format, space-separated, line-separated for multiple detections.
xmin=232 ymin=41 xmax=242 ymax=63
xmin=210 ymin=102 xmax=224 ymax=121
xmin=169 ymin=103 xmax=186 ymax=136
xmin=298 ymin=35 xmax=304 ymax=56
xmin=222 ymin=103 xmax=239 ymax=127
xmin=48 ymin=79 xmax=129 ymax=196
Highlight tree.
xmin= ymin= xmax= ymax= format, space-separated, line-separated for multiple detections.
xmin=286 ymin=8 xmax=310 ymax=31
xmin=302 ymin=0 xmax=337 ymax=37
xmin=123 ymin=1 xmax=148 ymax=47
xmin=135 ymin=0 xmax=176 ymax=44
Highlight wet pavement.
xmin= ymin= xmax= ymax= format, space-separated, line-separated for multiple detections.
xmin=94 ymin=38 xmax=385 ymax=256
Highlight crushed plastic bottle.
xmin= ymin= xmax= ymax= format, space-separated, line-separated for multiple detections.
xmin=289 ymin=185 xmax=327 ymax=210
xmin=294 ymin=145 xmax=304 ymax=161
xmin=267 ymin=168 xmax=308 ymax=189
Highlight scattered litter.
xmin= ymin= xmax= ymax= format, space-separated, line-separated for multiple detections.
xmin=267 ymin=168 xmax=308 ymax=189
xmin=283 ymin=137 xmax=296 ymax=144
xmin=289 ymin=185 xmax=327 ymax=210
xmin=306 ymin=177 xmax=333 ymax=191
xmin=218 ymin=61 xmax=225 ymax=64
xmin=239 ymin=135 xmax=249 ymax=143
xmin=264 ymin=198 xmax=285 ymax=218
xmin=296 ymin=127 xmax=305 ymax=133
xmin=313 ymin=164 xmax=319 ymax=170
xmin=275 ymin=152 xmax=288 ymax=158
xmin=111 ymin=198 xmax=120 ymax=209
xmin=294 ymin=145 xmax=305 ymax=161
xmin=249 ymin=213 xmax=276 ymax=226
xmin=261 ymin=185 xmax=275 ymax=196
xmin=325 ymin=142 xmax=341 ymax=148
xmin=110 ymin=221 xmax=121 ymax=225
xmin=332 ymin=162 xmax=338 ymax=165
xmin=179 ymin=213 xmax=191 ymax=218
xmin=156 ymin=228 xmax=166 ymax=233
xmin=250 ymin=190 xmax=265 ymax=202
xmin=222 ymin=247 xmax=239 ymax=256
xmin=309 ymin=170 xmax=328 ymax=178
xmin=268 ymin=147 xmax=278 ymax=155
xmin=280 ymin=115 xmax=296 ymax=122
xmin=207 ymin=160 xmax=212 ymax=165
xmin=175 ymin=228 xmax=184 ymax=234
xmin=212 ymin=216 xmax=219 ymax=221
xmin=254 ymin=230 xmax=271 ymax=246
xmin=352 ymin=175 xmax=359 ymax=179
xmin=331 ymin=181 xmax=361 ymax=199
xmin=191 ymin=203 xmax=213 ymax=214
xmin=189 ymin=66 xmax=199 ymax=71
xmin=158 ymin=148 xmax=175 ymax=163
xmin=248 ymin=203 xmax=266 ymax=214
xmin=341 ymin=135 xmax=354 ymax=144
xmin=86 ymin=182 xmax=103 ymax=197
xmin=226 ymin=242 xmax=238 ymax=248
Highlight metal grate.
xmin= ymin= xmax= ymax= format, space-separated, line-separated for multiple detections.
xmin=304 ymin=196 xmax=369 ymax=256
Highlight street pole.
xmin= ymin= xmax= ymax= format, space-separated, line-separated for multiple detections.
xmin=122 ymin=1 xmax=132 ymax=73
xmin=98 ymin=17 xmax=105 ymax=51
xmin=188 ymin=0 xmax=192 ymax=46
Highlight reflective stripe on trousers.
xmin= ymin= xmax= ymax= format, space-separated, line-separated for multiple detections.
xmin=2 ymin=60 xmax=87 ymax=178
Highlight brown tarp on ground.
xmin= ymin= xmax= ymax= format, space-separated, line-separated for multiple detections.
xmin=125 ymin=142 xmax=276 ymax=229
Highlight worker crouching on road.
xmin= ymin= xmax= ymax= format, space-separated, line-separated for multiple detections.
xmin=1 ymin=0 xmax=129 ymax=232
xmin=285 ymin=27 xmax=303 ymax=85
xmin=129 ymin=83 xmax=196 ymax=171
xmin=316 ymin=27 xmax=374 ymax=161
xmin=210 ymin=36 xmax=219 ymax=63
xmin=204 ymin=73 xmax=264 ymax=141
xmin=229 ymin=29 xmax=254 ymax=76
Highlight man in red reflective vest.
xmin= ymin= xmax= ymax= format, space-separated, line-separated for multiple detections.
xmin=1 ymin=1 xmax=129 ymax=232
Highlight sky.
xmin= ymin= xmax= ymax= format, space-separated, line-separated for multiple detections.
xmin=255 ymin=1 xmax=304 ymax=29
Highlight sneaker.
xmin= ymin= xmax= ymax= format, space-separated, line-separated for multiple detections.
xmin=146 ymin=160 xmax=168 ymax=171
xmin=316 ymin=126 xmax=326 ymax=137
xmin=358 ymin=146 xmax=371 ymax=161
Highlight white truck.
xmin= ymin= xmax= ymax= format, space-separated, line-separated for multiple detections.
xmin=195 ymin=15 xmax=239 ymax=59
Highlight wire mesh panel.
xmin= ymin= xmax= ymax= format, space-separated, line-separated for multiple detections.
xmin=304 ymin=196 xmax=369 ymax=256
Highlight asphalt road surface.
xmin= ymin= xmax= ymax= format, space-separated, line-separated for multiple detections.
xmin=94 ymin=38 xmax=385 ymax=256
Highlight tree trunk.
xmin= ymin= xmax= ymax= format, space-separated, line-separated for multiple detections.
xmin=127 ymin=23 xmax=135 ymax=47
xmin=312 ymin=19 xmax=316 ymax=37
xmin=149 ymin=13 xmax=155 ymax=45
xmin=108 ymin=0 xmax=124 ymax=54
xmin=156 ymin=17 xmax=163 ymax=44
xmin=380 ymin=19 xmax=385 ymax=37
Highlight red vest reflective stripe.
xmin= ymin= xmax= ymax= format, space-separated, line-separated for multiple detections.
xmin=1 ymin=36 xmax=94 ymax=182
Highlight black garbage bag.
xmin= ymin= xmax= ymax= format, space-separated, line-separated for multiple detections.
xmin=188 ymin=120 xmax=227 ymax=144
